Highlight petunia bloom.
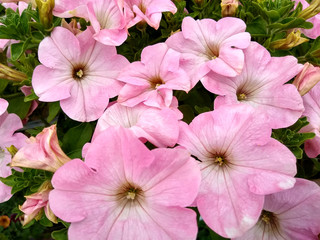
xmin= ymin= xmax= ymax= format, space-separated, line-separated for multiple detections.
xmin=53 ymin=0 xmax=128 ymax=46
xmin=300 ymin=81 xmax=320 ymax=157
xmin=233 ymin=178 xmax=320 ymax=240
xmin=117 ymin=43 xmax=190 ymax=108
xmin=93 ymin=102 xmax=181 ymax=147
xmin=0 ymin=98 xmax=8 ymax=115
xmin=11 ymin=125 xmax=70 ymax=172
xmin=208 ymin=41 xmax=304 ymax=129
xmin=178 ymin=105 xmax=297 ymax=238
xmin=0 ymin=104 xmax=26 ymax=203
xmin=32 ymin=27 xmax=129 ymax=122
xmin=166 ymin=16 xmax=251 ymax=87
xmin=123 ymin=0 xmax=177 ymax=29
xmin=49 ymin=127 xmax=201 ymax=240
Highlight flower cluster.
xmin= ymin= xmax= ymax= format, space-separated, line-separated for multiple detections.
xmin=0 ymin=0 xmax=320 ymax=239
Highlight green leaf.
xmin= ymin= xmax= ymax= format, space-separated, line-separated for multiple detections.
xmin=178 ymin=105 xmax=194 ymax=124
xmin=311 ymin=158 xmax=320 ymax=171
xmin=47 ymin=102 xmax=60 ymax=123
xmin=7 ymin=95 xmax=31 ymax=119
xmin=62 ymin=123 xmax=93 ymax=155
xmin=289 ymin=146 xmax=303 ymax=159
xmin=195 ymin=105 xmax=211 ymax=114
xmin=246 ymin=16 xmax=267 ymax=35
xmin=0 ymin=79 xmax=9 ymax=93
xmin=51 ymin=228 xmax=68 ymax=240
xmin=24 ymin=90 xmax=38 ymax=102
xmin=10 ymin=42 xmax=25 ymax=61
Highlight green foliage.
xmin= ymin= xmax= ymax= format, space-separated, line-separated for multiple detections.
xmin=272 ymin=117 xmax=315 ymax=159
xmin=0 ymin=168 xmax=53 ymax=196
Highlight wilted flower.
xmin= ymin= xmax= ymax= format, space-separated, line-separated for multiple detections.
xmin=293 ymin=62 xmax=320 ymax=95
xmin=19 ymin=181 xmax=57 ymax=225
xmin=11 ymin=125 xmax=70 ymax=172
xmin=270 ymin=30 xmax=309 ymax=50
xmin=221 ymin=0 xmax=239 ymax=17
xmin=35 ymin=0 xmax=54 ymax=29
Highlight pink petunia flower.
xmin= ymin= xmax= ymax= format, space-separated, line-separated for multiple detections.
xmin=300 ymin=82 xmax=320 ymax=158
xmin=32 ymin=27 xmax=129 ymax=122
xmin=233 ymin=178 xmax=320 ymax=240
xmin=123 ymin=0 xmax=177 ymax=29
xmin=178 ymin=105 xmax=297 ymax=238
xmin=209 ymin=41 xmax=304 ymax=129
xmin=166 ymin=16 xmax=251 ymax=87
xmin=0 ymin=98 xmax=8 ymax=115
xmin=0 ymin=103 xmax=26 ymax=203
xmin=11 ymin=125 xmax=71 ymax=172
xmin=53 ymin=0 xmax=128 ymax=46
xmin=49 ymin=127 xmax=201 ymax=240
xmin=117 ymin=43 xmax=190 ymax=108
xmin=93 ymin=102 xmax=181 ymax=147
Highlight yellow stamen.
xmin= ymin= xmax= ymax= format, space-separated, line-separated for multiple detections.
xmin=76 ymin=69 xmax=84 ymax=78
xmin=215 ymin=157 xmax=224 ymax=166
xmin=238 ymin=93 xmax=247 ymax=101
xmin=126 ymin=191 xmax=136 ymax=200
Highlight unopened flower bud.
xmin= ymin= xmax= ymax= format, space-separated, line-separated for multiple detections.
xmin=298 ymin=0 xmax=320 ymax=20
xmin=35 ymin=0 xmax=54 ymax=29
xmin=221 ymin=0 xmax=239 ymax=17
xmin=293 ymin=62 xmax=320 ymax=95
xmin=6 ymin=145 xmax=18 ymax=158
xmin=0 ymin=63 xmax=27 ymax=82
xmin=11 ymin=125 xmax=71 ymax=172
xmin=270 ymin=30 xmax=309 ymax=50
xmin=19 ymin=181 xmax=57 ymax=226
xmin=61 ymin=19 xmax=81 ymax=35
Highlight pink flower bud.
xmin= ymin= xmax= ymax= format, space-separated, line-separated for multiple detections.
xmin=19 ymin=181 xmax=56 ymax=225
xmin=11 ymin=125 xmax=70 ymax=172
xmin=293 ymin=62 xmax=320 ymax=96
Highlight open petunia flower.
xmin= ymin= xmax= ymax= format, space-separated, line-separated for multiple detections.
xmin=233 ymin=178 xmax=320 ymax=240
xmin=178 ymin=105 xmax=297 ymax=238
xmin=32 ymin=27 xmax=129 ymax=122
xmin=209 ymin=41 xmax=304 ymax=129
xmin=93 ymin=102 xmax=181 ymax=147
xmin=49 ymin=127 xmax=201 ymax=240
xmin=166 ymin=16 xmax=251 ymax=87
xmin=53 ymin=0 xmax=128 ymax=46
xmin=117 ymin=43 xmax=191 ymax=108
xmin=123 ymin=0 xmax=177 ymax=30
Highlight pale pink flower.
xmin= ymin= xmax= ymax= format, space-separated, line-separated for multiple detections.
xmin=11 ymin=125 xmax=71 ymax=172
xmin=233 ymin=178 xmax=320 ymax=240
xmin=0 ymin=106 xmax=26 ymax=203
xmin=0 ymin=98 xmax=8 ymax=115
xmin=300 ymin=82 xmax=320 ymax=157
xmin=118 ymin=43 xmax=190 ymax=108
xmin=293 ymin=62 xmax=320 ymax=96
xmin=178 ymin=105 xmax=297 ymax=238
xmin=93 ymin=102 xmax=181 ymax=147
xmin=53 ymin=0 xmax=128 ymax=46
xmin=166 ymin=16 xmax=251 ymax=87
xmin=19 ymin=181 xmax=56 ymax=225
xmin=32 ymin=27 xmax=129 ymax=122
xmin=293 ymin=0 xmax=320 ymax=39
xmin=49 ymin=127 xmax=201 ymax=240
xmin=209 ymin=41 xmax=304 ymax=129
xmin=124 ymin=0 xmax=177 ymax=29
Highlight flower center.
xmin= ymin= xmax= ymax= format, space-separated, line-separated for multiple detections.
xmin=72 ymin=67 xmax=85 ymax=80
xmin=237 ymin=92 xmax=247 ymax=101
xmin=149 ymin=76 xmax=164 ymax=89
xmin=116 ymin=183 xmax=143 ymax=203
xmin=214 ymin=156 xmax=224 ymax=166
xmin=260 ymin=210 xmax=278 ymax=227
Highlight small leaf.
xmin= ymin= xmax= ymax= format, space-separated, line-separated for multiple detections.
xmin=10 ymin=42 xmax=25 ymax=61
xmin=51 ymin=228 xmax=68 ymax=240
xmin=47 ymin=102 xmax=60 ymax=123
